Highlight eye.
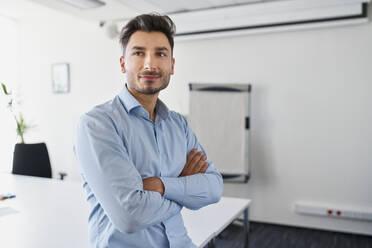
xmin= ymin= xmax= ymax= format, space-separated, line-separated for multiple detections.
xmin=157 ymin=52 xmax=166 ymax=57
xmin=133 ymin=51 xmax=144 ymax=56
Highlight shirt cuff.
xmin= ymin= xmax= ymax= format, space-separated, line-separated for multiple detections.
xmin=160 ymin=177 xmax=185 ymax=203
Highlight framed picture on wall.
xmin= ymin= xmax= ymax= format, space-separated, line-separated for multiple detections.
xmin=52 ymin=63 xmax=70 ymax=93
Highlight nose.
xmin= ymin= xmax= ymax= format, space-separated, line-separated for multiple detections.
xmin=143 ymin=53 xmax=156 ymax=71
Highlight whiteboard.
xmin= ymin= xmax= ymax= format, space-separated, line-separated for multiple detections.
xmin=188 ymin=83 xmax=251 ymax=178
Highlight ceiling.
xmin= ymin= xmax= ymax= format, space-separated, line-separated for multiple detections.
xmin=27 ymin=0 xmax=286 ymax=23
xmin=28 ymin=0 xmax=138 ymax=21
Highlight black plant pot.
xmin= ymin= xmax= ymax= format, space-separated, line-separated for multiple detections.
xmin=12 ymin=142 xmax=52 ymax=178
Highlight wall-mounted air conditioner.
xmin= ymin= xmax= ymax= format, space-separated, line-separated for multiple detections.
xmin=167 ymin=0 xmax=369 ymax=40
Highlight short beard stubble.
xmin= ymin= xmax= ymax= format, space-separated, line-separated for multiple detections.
xmin=128 ymin=72 xmax=171 ymax=95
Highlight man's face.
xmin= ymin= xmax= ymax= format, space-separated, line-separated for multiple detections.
xmin=120 ymin=31 xmax=175 ymax=95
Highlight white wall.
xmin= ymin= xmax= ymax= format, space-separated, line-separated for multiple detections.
xmin=170 ymin=14 xmax=372 ymax=235
xmin=0 ymin=15 xmax=18 ymax=172
xmin=8 ymin=1 xmax=372 ymax=235
xmin=172 ymin=25 xmax=372 ymax=235
xmin=11 ymin=1 xmax=123 ymax=180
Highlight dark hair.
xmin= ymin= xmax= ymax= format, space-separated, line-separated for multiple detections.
xmin=119 ymin=13 xmax=176 ymax=55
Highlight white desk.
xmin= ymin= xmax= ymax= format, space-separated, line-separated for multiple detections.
xmin=0 ymin=174 xmax=251 ymax=248
xmin=0 ymin=174 xmax=90 ymax=248
xmin=183 ymin=197 xmax=251 ymax=248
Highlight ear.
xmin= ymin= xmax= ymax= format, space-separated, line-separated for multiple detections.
xmin=120 ymin=56 xmax=126 ymax=73
xmin=170 ymin=57 xmax=175 ymax=75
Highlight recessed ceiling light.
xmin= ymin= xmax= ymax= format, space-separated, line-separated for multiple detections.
xmin=58 ymin=0 xmax=106 ymax=10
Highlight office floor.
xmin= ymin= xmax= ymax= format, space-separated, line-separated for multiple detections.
xmin=212 ymin=221 xmax=372 ymax=248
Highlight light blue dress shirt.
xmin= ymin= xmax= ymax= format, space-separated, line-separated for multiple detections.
xmin=74 ymin=85 xmax=223 ymax=248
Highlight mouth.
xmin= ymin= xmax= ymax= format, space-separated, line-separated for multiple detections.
xmin=138 ymin=71 xmax=162 ymax=81
xmin=140 ymin=75 xmax=160 ymax=81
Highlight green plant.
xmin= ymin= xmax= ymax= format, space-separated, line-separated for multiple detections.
xmin=1 ymin=83 xmax=33 ymax=143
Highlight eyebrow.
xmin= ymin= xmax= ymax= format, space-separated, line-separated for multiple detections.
xmin=156 ymin=47 xmax=169 ymax=52
xmin=130 ymin=46 xmax=169 ymax=52
xmin=131 ymin=46 xmax=145 ymax=51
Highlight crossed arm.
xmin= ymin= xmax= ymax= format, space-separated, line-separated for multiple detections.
xmin=143 ymin=149 xmax=209 ymax=194
xmin=75 ymin=113 xmax=222 ymax=233
xmin=142 ymin=114 xmax=223 ymax=210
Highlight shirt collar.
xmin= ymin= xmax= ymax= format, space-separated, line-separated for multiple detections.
xmin=119 ymin=85 xmax=141 ymax=113
xmin=155 ymin=98 xmax=169 ymax=122
xmin=118 ymin=85 xmax=169 ymax=122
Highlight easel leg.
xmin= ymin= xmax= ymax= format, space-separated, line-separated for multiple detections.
xmin=243 ymin=208 xmax=250 ymax=248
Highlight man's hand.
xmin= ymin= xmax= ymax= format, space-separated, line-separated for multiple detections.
xmin=143 ymin=177 xmax=165 ymax=195
xmin=179 ymin=149 xmax=209 ymax=177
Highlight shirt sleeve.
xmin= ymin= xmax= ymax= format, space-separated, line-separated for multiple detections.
xmin=160 ymin=115 xmax=223 ymax=210
xmin=74 ymin=112 xmax=182 ymax=233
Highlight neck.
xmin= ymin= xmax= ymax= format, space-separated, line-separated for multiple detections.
xmin=127 ymin=86 xmax=158 ymax=121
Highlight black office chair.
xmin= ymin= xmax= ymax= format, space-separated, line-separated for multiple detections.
xmin=12 ymin=142 xmax=66 ymax=180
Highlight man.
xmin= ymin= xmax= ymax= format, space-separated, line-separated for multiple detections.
xmin=74 ymin=13 xmax=223 ymax=248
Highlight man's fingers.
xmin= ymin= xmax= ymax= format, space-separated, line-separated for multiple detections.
xmin=196 ymin=156 xmax=206 ymax=170
xmin=180 ymin=149 xmax=209 ymax=177
xmin=188 ymin=151 xmax=204 ymax=170
xmin=186 ymin=149 xmax=198 ymax=164
xmin=200 ymin=162 xmax=209 ymax=173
